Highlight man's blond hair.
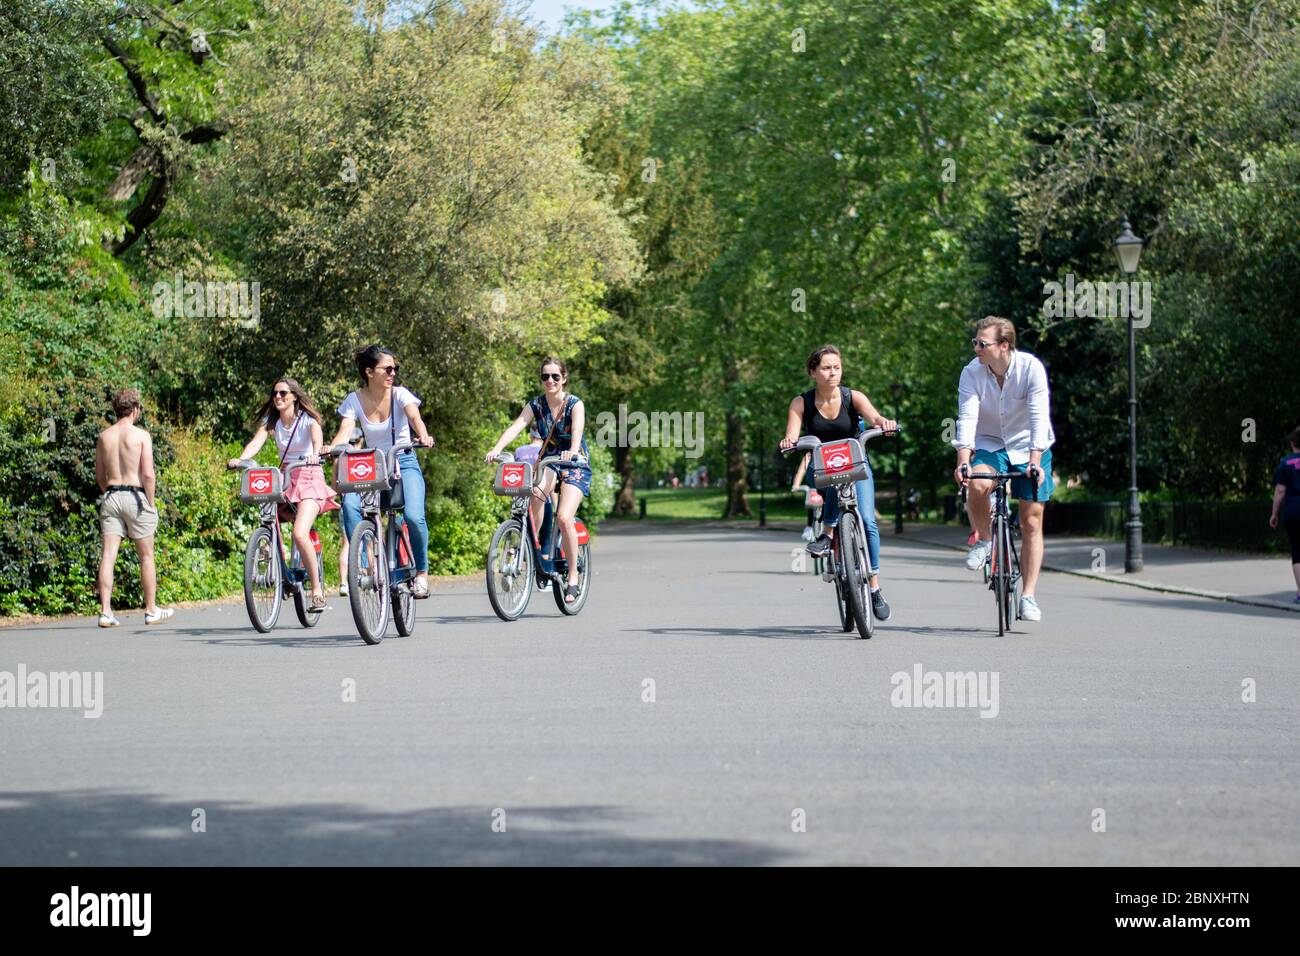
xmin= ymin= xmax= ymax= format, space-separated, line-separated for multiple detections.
xmin=976 ymin=316 xmax=1017 ymax=350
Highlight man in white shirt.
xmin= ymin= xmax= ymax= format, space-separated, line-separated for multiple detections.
xmin=951 ymin=316 xmax=1056 ymax=622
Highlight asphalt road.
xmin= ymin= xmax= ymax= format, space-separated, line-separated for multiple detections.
xmin=2 ymin=523 xmax=1297 ymax=865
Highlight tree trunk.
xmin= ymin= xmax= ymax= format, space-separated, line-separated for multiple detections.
xmin=613 ymin=444 xmax=636 ymax=516
xmin=722 ymin=410 xmax=750 ymax=518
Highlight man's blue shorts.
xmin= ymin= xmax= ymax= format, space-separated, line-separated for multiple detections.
xmin=971 ymin=448 xmax=1054 ymax=502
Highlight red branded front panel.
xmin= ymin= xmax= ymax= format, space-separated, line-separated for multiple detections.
xmin=575 ymin=520 xmax=589 ymax=545
xmin=821 ymin=441 xmax=854 ymax=475
xmin=248 ymin=469 xmax=275 ymax=496
xmin=346 ymin=452 xmax=377 ymax=484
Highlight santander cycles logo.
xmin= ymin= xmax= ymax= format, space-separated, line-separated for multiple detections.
xmin=502 ymin=465 xmax=524 ymax=488
xmin=249 ymin=470 xmax=273 ymax=494
xmin=348 ymin=456 xmax=375 ymax=482
xmin=823 ymin=441 xmax=853 ymax=472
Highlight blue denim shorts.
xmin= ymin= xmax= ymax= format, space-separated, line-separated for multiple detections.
xmin=971 ymin=447 xmax=1054 ymax=501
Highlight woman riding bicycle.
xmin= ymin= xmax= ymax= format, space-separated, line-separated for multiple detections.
xmin=484 ymin=357 xmax=591 ymax=604
xmin=327 ymin=345 xmax=436 ymax=599
xmin=778 ymin=345 xmax=897 ymax=622
xmin=228 ymin=378 xmax=338 ymax=611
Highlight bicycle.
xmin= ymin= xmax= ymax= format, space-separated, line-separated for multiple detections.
xmin=231 ymin=456 xmax=326 ymax=633
xmin=485 ymin=450 xmax=592 ymax=620
xmin=781 ymin=427 xmax=896 ymax=639
xmin=329 ymin=442 xmax=428 ymax=645
xmin=960 ymin=464 xmax=1039 ymax=636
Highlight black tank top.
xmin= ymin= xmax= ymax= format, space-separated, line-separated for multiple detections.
xmin=802 ymin=386 xmax=859 ymax=442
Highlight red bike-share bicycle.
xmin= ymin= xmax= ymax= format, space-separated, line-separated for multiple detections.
xmin=484 ymin=450 xmax=592 ymax=620
xmin=328 ymin=442 xmax=428 ymax=645
xmin=230 ymin=456 xmax=326 ymax=633
xmin=781 ymin=427 xmax=896 ymax=639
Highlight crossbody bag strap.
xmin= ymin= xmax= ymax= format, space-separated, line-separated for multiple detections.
xmin=278 ymin=412 xmax=302 ymax=470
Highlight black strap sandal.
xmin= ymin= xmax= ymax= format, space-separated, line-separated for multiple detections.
xmin=564 ymin=583 xmax=581 ymax=604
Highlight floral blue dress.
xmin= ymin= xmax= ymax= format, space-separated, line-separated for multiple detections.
xmin=529 ymin=394 xmax=591 ymax=497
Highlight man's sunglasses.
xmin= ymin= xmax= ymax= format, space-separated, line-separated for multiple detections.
xmin=971 ymin=339 xmax=999 ymax=350
xmin=540 ymin=373 xmax=563 ymax=382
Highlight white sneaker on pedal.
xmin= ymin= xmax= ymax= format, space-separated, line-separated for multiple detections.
xmin=1019 ymin=596 xmax=1041 ymax=622
xmin=965 ymin=539 xmax=993 ymax=570
xmin=800 ymin=526 xmax=815 ymax=542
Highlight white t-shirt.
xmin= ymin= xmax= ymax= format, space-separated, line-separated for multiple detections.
xmin=337 ymin=386 xmax=421 ymax=453
xmin=274 ymin=414 xmax=316 ymax=460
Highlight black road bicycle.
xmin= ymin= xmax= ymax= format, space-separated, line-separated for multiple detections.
xmin=961 ymin=464 xmax=1039 ymax=636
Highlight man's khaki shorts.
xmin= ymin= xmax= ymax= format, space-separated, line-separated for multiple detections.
xmin=100 ymin=490 xmax=158 ymax=540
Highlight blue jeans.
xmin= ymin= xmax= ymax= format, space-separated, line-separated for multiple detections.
xmin=820 ymin=468 xmax=881 ymax=576
xmin=341 ymin=452 xmax=428 ymax=574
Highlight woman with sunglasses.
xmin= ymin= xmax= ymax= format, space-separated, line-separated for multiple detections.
xmin=229 ymin=378 xmax=338 ymax=610
xmin=484 ymin=357 xmax=590 ymax=604
xmin=327 ymin=345 xmax=436 ymax=598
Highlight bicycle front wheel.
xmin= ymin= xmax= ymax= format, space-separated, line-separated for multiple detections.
xmin=243 ymin=526 xmax=282 ymax=633
xmin=838 ymin=517 xmax=872 ymax=639
xmin=348 ymin=518 xmax=390 ymax=645
xmin=486 ymin=518 xmax=533 ymax=621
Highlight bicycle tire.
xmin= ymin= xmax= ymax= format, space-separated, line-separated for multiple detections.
xmin=839 ymin=517 xmax=871 ymax=639
xmin=392 ymin=583 xmax=415 ymax=635
xmin=290 ymin=548 xmax=323 ymax=629
xmin=834 ymin=575 xmax=851 ymax=631
xmin=243 ymin=525 xmax=281 ymax=633
xmin=553 ymin=542 xmax=592 ymax=616
xmin=486 ymin=519 xmax=533 ymax=621
xmin=993 ymin=515 xmax=1009 ymax=636
xmin=348 ymin=518 xmax=389 ymax=645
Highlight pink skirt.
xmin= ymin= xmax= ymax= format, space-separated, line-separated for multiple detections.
xmin=284 ymin=464 xmax=340 ymax=512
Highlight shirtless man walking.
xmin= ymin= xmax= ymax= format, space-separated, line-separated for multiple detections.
xmin=95 ymin=388 xmax=173 ymax=627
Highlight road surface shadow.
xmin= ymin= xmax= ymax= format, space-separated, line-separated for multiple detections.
xmin=0 ymin=790 xmax=789 ymax=866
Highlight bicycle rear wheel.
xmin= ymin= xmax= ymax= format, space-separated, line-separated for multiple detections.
xmin=834 ymin=575 xmax=851 ymax=632
xmin=243 ymin=526 xmax=281 ymax=633
xmin=348 ymin=518 xmax=389 ymax=644
xmin=994 ymin=516 xmax=1010 ymax=636
xmin=291 ymin=547 xmax=323 ymax=629
xmin=486 ymin=518 xmax=532 ymax=621
xmin=392 ymin=583 xmax=415 ymax=635
xmin=838 ymin=517 xmax=872 ymax=639
xmin=553 ymin=542 xmax=592 ymax=616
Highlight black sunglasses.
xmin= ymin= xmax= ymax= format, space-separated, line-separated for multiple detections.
xmin=374 ymin=364 xmax=399 ymax=376
xmin=273 ymin=389 xmax=292 ymax=398
xmin=540 ymin=372 xmax=563 ymax=382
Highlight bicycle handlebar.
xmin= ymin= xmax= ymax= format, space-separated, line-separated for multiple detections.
xmin=778 ymin=425 xmax=901 ymax=457
xmin=227 ymin=455 xmax=322 ymax=477
xmin=960 ymin=463 xmax=1041 ymax=497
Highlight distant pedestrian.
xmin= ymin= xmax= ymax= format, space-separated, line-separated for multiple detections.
xmin=95 ymin=388 xmax=173 ymax=627
xmin=1268 ymin=425 xmax=1300 ymax=603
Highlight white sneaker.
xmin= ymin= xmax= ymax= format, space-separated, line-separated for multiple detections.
xmin=144 ymin=607 xmax=174 ymax=625
xmin=339 ymin=583 xmax=349 ymax=597
xmin=1019 ymin=596 xmax=1041 ymax=622
xmin=98 ymin=613 xmax=120 ymax=628
xmin=965 ymin=539 xmax=993 ymax=570
xmin=800 ymin=526 xmax=815 ymax=542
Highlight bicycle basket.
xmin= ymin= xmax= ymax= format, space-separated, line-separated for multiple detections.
xmin=813 ymin=438 xmax=867 ymax=488
xmin=240 ymin=467 xmax=284 ymax=504
xmin=494 ymin=461 xmax=533 ymax=496
xmin=334 ymin=449 xmax=391 ymax=493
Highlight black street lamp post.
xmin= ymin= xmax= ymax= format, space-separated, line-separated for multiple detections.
xmin=1114 ymin=219 xmax=1146 ymax=573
